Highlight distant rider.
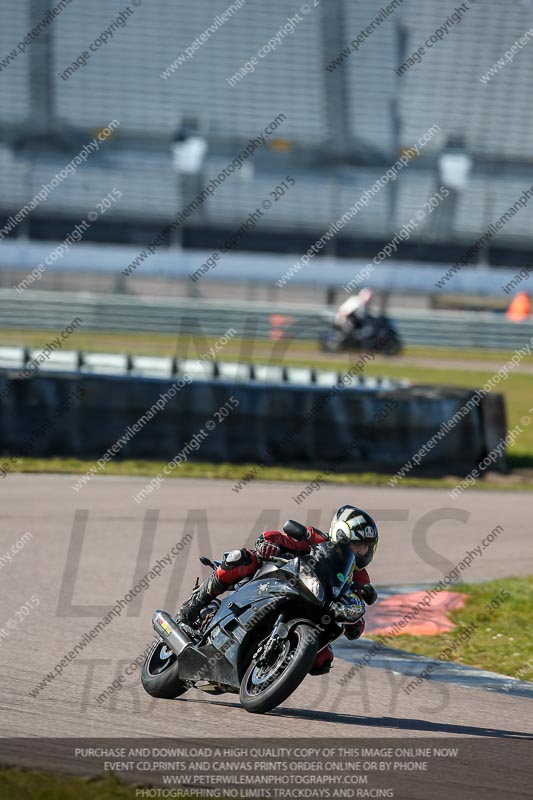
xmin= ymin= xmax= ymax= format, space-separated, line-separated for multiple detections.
xmin=335 ymin=287 xmax=375 ymax=337
xmin=177 ymin=505 xmax=379 ymax=676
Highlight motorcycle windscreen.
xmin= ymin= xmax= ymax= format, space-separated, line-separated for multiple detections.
xmin=299 ymin=542 xmax=355 ymax=600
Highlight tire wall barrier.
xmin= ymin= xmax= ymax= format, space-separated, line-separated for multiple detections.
xmin=0 ymin=373 xmax=507 ymax=476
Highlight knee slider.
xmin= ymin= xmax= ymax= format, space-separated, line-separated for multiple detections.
xmin=220 ymin=548 xmax=252 ymax=570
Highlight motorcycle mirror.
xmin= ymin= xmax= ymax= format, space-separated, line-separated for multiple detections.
xmin=282 ymin=519 xmax=308 ymax=541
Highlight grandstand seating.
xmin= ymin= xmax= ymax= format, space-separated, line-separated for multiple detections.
xmin=196 ymin=161 xmax=391 ymax=236
xmin=398 ymin=0 xmax=533 ymax=160
xmin=342 ymin=0 xmax=398 ymax=156
xmin=0 ymin=0 xmax=31 ymax=126
xmin=30 ymin=149 xmax=180 ymax=222
xmin=53 ymin=0 xmax=328 ymax=146
xmin=0 ymin=146 xmax=27 ymax=211
xmin=394 ymin=171 xmax=436 ymax=231
xmin=1 ymin=0 xmax=533 ymax=245
xmin=0 ymin=146 xmax=179 ymax=222
xmin=454 ymin=175 xmax=533 ymax=240
xmin=53 ymin=0 xmax=180 ymax=137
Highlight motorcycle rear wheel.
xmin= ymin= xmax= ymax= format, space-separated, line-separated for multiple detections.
xmin=141 ymin=641 xmax=189 ymax=699
xmin=240 ymin=623 xmax=319 ymax=714
xmin=382 ymin=330 xmax=402 ymax=356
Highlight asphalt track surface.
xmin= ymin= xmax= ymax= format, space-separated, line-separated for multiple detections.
xmin=1 ymin=474 xmax=531 ymax=796
xmin=0 ymin=474 xmax=530 ymax=745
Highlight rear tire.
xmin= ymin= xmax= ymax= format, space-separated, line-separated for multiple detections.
xmin=382 ymin=330 xmax=402 ymax=355
xmin=240 ymin=623 xmax=319 ymax=714
xmin=141 ymin=641 xmax=189 ymax=699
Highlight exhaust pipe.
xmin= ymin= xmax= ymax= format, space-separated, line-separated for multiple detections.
xmin=152 ymin=610 xmax=192 ymax=657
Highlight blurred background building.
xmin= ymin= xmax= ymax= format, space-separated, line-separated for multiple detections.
xmin=1 ymin=0 xmax=533 ymax=308
xmin=1 ymin=0 xmax=531 ymax=475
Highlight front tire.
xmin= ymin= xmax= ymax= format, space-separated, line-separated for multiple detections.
xmin=320 ymin=332 xmax=345 ymax=353
xmin=141 ymin=641 xmax=189 ymax=699
xmin=240 ymin=623 xmax=319 ymax=714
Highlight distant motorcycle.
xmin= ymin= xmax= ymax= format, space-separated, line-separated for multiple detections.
xmin=141 ymin=521 xmax=363 ymax=714
xmin=320 ymin=312 xmax=402 ymax=355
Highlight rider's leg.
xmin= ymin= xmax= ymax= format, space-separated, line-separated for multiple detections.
xmin=308 ymin=619 xmax=365 ymax=676
xmin=343 ymin=618 xmax=365 ymax=640
xmin=309 ymin=645 xmax=334 ymax=676
xmin=338 ymin=316 xmax=354 ymax=335
xmin=177 ymin=572 xmax=225 ymax=625
xmin=177 ymin=548 xmax=259 ymax=625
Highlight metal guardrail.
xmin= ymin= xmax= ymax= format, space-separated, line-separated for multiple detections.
xmin=0 ymin=290 xmax=532 ymax=350
xmin=0 ymin=345 xmax=409 ymax=391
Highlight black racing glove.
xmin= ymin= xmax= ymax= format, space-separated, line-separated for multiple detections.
xmin=360 ymin=583 xmax=378 ymax=605
xmin=330 ymin=595 xmax=365 ymax=624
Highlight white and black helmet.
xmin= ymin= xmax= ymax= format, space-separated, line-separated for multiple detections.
xmin=328 ymin=505 xmax=378 ymax=569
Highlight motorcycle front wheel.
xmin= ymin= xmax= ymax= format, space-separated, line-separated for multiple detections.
xmin=320 ymin=332 xmax=345 ymax=353
xmin=240 ymin=623 xmax=319 ymax=714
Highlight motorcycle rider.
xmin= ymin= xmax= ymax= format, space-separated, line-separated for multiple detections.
xmin=335 ymin=287 xmax=375 ymax=337
xmin=177 ymin=505 xmax=379 ymax=676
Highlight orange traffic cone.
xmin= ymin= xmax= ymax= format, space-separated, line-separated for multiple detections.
xmin=269 ymin=314 xmax=294 ymax=339
xmin=507 ymin=291 xmax=532 ymax=322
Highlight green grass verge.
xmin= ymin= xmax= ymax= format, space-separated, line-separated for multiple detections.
xmin=0 ymin=327 xmax=529 ymax=364
xmin=369 ymin=577 xmax=533 ymax=680
xmin=0 ymin=767 xmax=219 ymax=800
xmin=9 ymin=456 xmax=533 ymax=491
xmin=7 ymin=456 xmax=458 ymax=487
xmin=0 ymin=768 xmax=137 ymax=800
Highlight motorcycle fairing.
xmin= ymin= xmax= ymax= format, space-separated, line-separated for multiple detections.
xmin=175 ymin=544 xmax=354 ymax=689
xmin=175 ymin=578 xmax=298 ymax=688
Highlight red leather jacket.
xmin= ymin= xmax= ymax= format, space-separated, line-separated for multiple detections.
xmin=259 ymin=525 xmax=371 ymax=595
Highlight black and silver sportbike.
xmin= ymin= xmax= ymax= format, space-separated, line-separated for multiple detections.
xmin=319 ymin=312 xmax=402 ymax=355
xmin=141 ymin=521 xmax=364 ymax=714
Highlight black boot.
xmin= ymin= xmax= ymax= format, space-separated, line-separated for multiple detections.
xmin=177 ymin=574 xmax=224 ymax=626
